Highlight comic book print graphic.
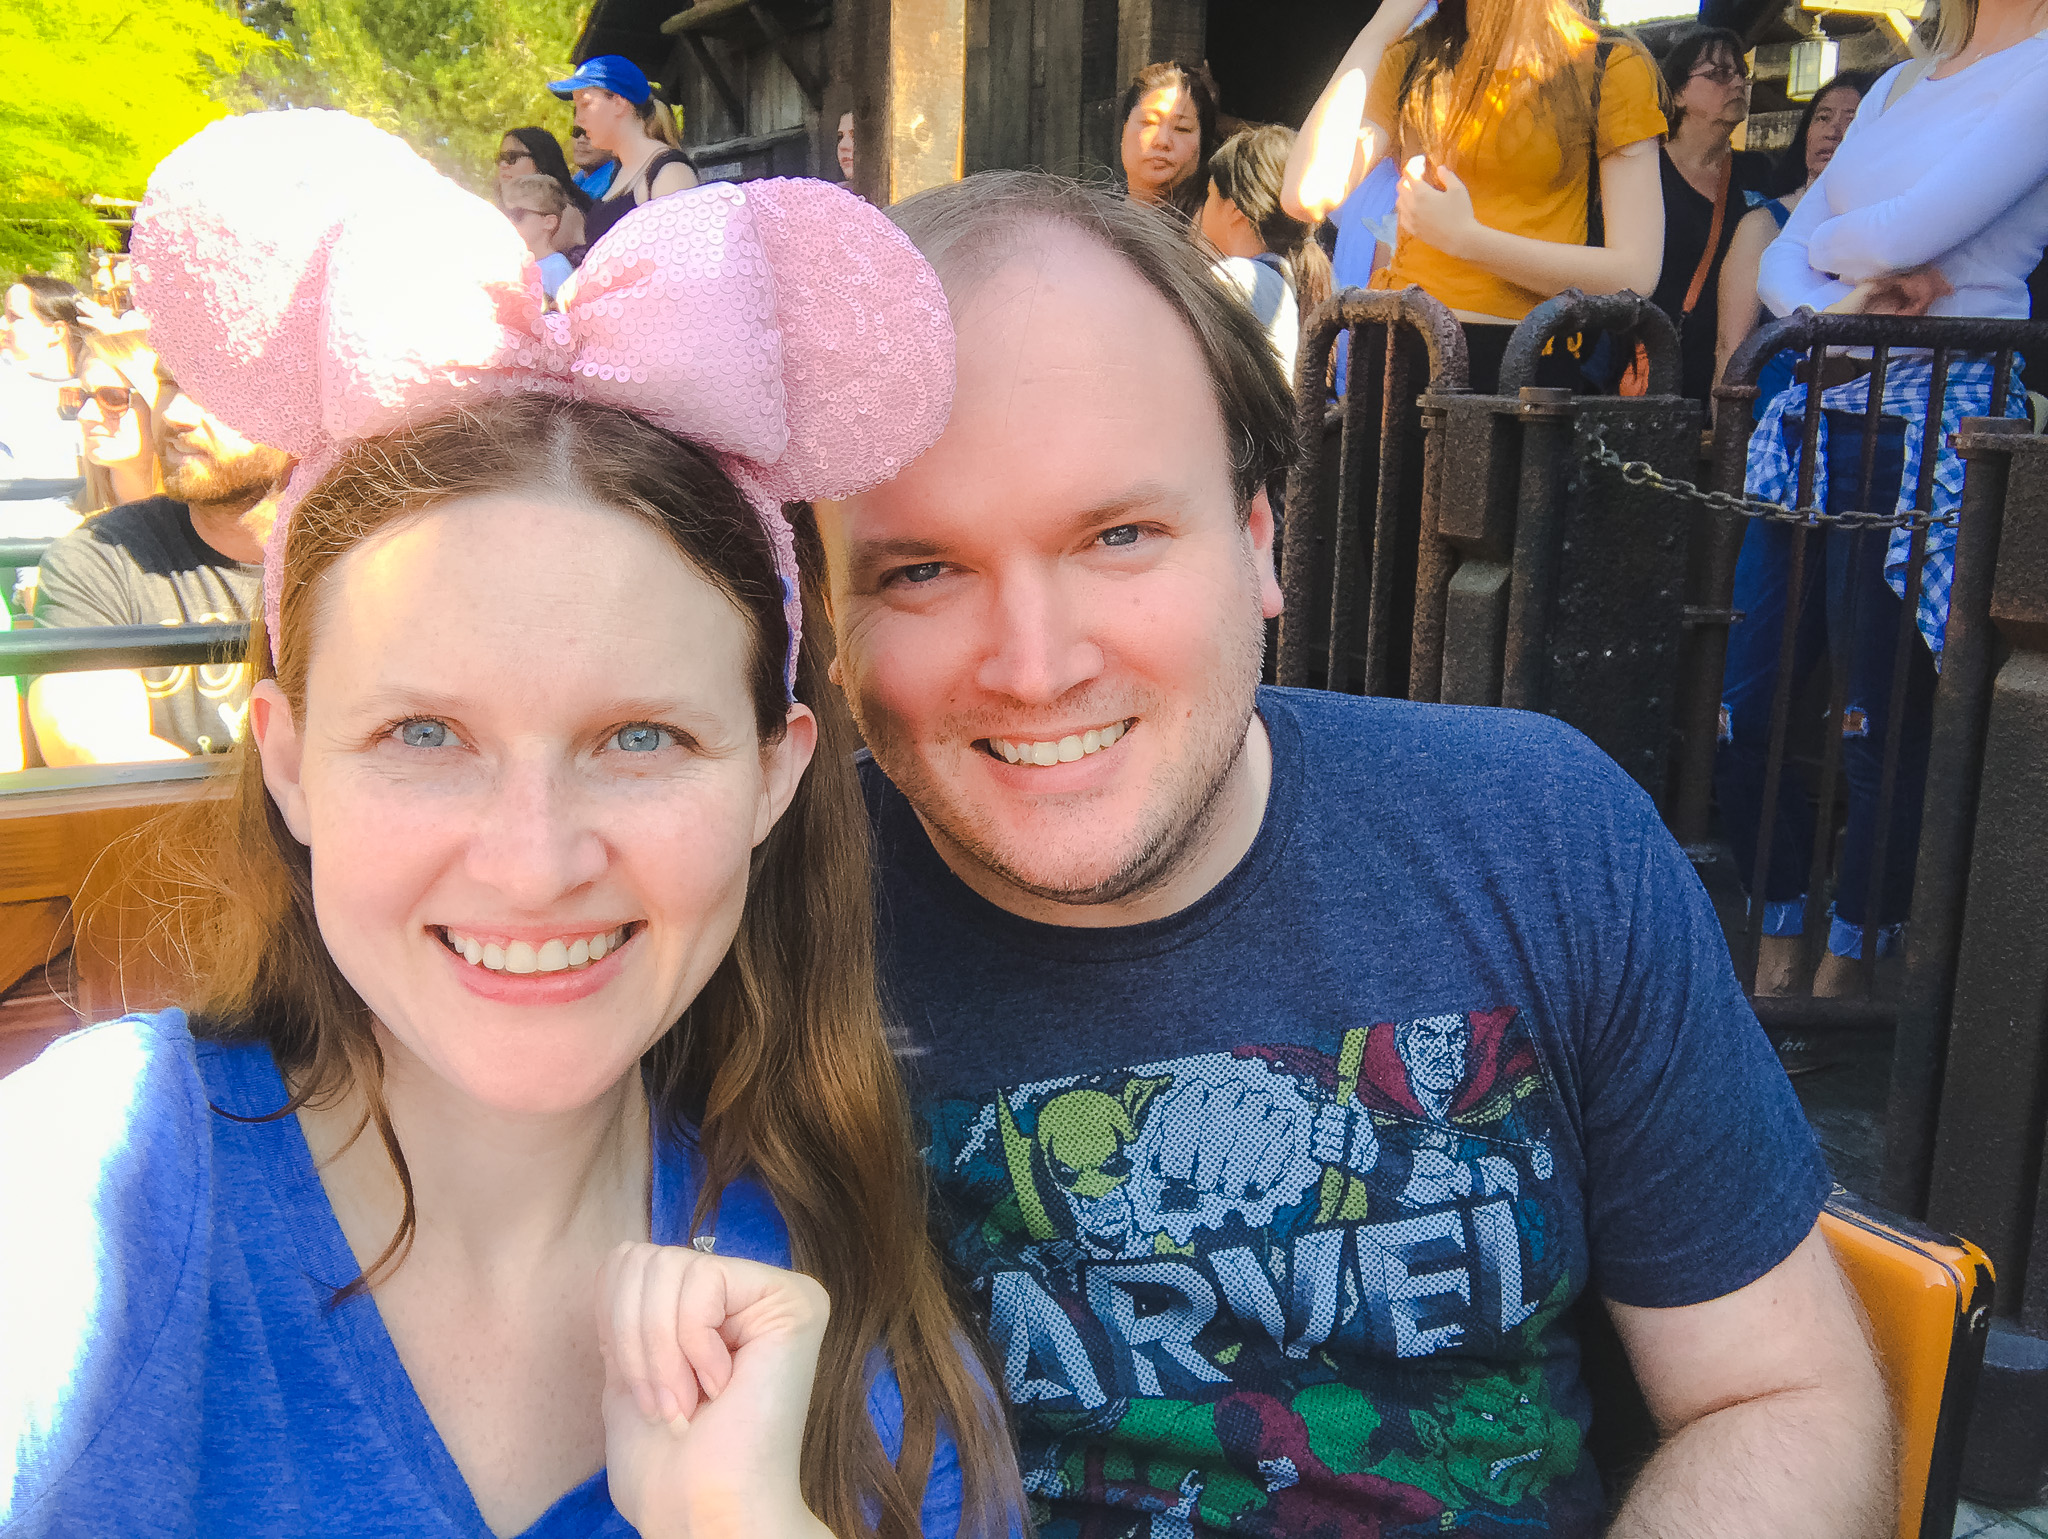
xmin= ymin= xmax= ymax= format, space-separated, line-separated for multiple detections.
xmin=920 ymin=1008 xmax=1598 ymax=1538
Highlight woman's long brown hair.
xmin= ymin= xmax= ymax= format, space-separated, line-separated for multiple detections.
xmin=1391 ymin=0 xmax=1649 ymax=173
xmin=143 ymin=394 xmax=1022 ymax=1539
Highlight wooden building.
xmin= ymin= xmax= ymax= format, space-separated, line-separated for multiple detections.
xmin=571 ymin=0 xmax=1902 ymax=204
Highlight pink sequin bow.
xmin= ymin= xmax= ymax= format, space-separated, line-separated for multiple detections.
xmin=128 ymin=109 xmax=957 ymax=693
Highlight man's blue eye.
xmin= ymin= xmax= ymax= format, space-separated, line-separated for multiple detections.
xmin=899 ymin=562 xmax=945 ymax=584
xmin=1100 ymin=525 xmax=1141 ymax=547
xmin=399 ymin=720 xmax=449 ymax=748
xmin=614 ymin=725 xmax=668 ymax=752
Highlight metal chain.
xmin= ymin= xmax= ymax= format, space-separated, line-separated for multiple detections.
xmin=1580 ymin=422 xmax=1952 ymax=530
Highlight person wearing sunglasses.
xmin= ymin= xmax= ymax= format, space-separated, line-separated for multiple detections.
xmin=69 ymin=326 xmax=165 ymax=514
xmin=496 ymin=127 xmax=590 ymax=255
xmin=501 ymin=174 xmax=576 ymax=300
xmin=28 ymin=364 xmax=287 ymax=765
xmin=1 ymin=275 xmax=89 ymax=571
xmin=1650 ymin=25 xmax=1773 ymax=404
xmin=569 ymin=122 xmax=618 ymax=200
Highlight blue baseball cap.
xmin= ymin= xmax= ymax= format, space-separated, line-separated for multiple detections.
xmin=547 ymin=55 xmax=652 ymax=104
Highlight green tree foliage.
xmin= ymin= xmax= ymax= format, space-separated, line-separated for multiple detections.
xmin=246 ymin=0 xmax=591 ymax=195
xmin=1 ymin=0 xmax=275 ymax=276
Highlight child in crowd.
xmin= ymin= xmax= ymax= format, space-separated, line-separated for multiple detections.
xmin=502 ymin=172 xmax=578 ymax=300
xmin=1201 ymin=123 xmax=1333 ymax=384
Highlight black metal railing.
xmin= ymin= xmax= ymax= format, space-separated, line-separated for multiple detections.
xmin=0 ymin=623 xmax=247 ymax=676
xmin=1276 ymin=288 xmax=1468 ymax=697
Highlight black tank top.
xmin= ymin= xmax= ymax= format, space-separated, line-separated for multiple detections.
xmin=582 ymin=149 xmax=695 ymax=249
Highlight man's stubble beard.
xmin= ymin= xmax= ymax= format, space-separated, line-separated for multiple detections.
xmin=161 ymin=443 xmax=287 ymax=511
xmin=853 ymin=579 xmax=1269 ymax=911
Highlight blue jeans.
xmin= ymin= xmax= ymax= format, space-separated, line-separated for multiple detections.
xmin=1716 ymin=410 xmax=1935 ymax=956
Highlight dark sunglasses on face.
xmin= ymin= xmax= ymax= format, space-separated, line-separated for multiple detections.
xmin=1690 ymin=62 xmax=1749 ymax=86
xmin=57 ymin=383 xmax=135 ymax=420
xmin=505 ymin=206 xmax=550 ymax=223
xmin=498 ymin=149 xmax=535 ymax=166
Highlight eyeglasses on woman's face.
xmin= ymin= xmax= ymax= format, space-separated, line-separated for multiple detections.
xmin=1688 ymin=61 xmax=1749 ymax=87
xmin=505 ymin=206 xmax=551 ymax=224
xmin=57 ymin=383 xmax=135 ymax=420
xmin=498 ymin=147 xmax=537 ymax=168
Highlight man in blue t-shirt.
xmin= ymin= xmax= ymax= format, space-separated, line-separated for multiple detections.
xmin=810 ymin=175 xmax=1891 ymax=1537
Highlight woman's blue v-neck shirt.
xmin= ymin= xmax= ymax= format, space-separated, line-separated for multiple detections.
xmin=0 ymin=1012 xmax=967 ymax=1537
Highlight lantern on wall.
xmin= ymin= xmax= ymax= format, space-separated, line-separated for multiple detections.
xmin=1787 ymin=35 xmax=1842 ymax=98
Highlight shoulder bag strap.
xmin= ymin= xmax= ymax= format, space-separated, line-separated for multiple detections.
xmin=1680 ymin=152 xmax=1733 ymax=319
xmin=1585 ymin=38 xmax=1615 ymax=247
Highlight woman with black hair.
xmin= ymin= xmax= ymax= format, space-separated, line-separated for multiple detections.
xmin=497 ymin=127 xmax=591 ymax=211
xmin=1202 ymin=124 xmax=1333 ymax=379
xmin=1652 ymin=25 xmax=1774 ymax=403
xmin=1714 ymin=71 xmax=1871 ymax=399
xmin=496 ymin=127 xmax=591 ymax=257
xmin=1117 ymin=61 xmax=1220 ymax=222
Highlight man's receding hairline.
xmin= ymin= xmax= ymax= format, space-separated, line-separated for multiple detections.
xmin=917 ymin=208 xmax=1130 ymax=305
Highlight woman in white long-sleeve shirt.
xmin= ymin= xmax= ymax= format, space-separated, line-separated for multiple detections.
xmin=1722 ymin=0 xmax=2045 ymax=997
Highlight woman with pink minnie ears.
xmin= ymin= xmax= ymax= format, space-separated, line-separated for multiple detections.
xmin=0 ymin=112 xmax=1020 ymax=1539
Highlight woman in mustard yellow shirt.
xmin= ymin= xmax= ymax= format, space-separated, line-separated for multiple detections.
xmin=1283 ymin=0 xmax=1668 ymax=392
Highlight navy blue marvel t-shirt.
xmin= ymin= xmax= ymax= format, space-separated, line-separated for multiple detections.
xmin=863 ymin=686 xmax=1830 ymax=1539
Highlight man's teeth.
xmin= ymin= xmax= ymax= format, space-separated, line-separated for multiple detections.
xmin=990 ymin=720 xmax=1128 ymax=766
xmin=441 ymin=926 xmax=627 ymax=975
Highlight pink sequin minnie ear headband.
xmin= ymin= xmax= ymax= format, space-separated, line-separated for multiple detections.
xmin=128 ymin=109 xmax=956 ymax=697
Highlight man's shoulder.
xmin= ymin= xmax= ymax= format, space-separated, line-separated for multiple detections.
xmin=1265 ymin=687 xmax=1641 ymax=806
xmin=46 ymin=497 xmax=192 ymax=567
xmin=34 ymin=498 xmax=196 ymax=626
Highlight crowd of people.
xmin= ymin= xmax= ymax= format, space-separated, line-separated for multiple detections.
xmin=0 ymin=0 xmax=2044 ymax=1533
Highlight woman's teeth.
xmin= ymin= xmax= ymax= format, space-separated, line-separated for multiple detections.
xmin=990 ymin=720 xmax=1128 ymax=766
xmin=440 ymin=926 xmax=628 ymax=975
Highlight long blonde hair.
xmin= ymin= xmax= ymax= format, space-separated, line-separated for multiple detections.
xmin=142 ymin=395 xmax=1020 ymax=1539
xmin=639 ymin=92 xmax=683 ymax=149
xmin=77 ymin=327 xmax=165 ymax=513
xmin=1391 ymin=0 xmax=1637 ymax=166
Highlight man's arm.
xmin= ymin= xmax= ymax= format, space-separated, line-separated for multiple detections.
xmin=1606 ymin=1223 xmax=1893 ymax=1539
xmin=28 ymin=672 xmax=189 ymax=766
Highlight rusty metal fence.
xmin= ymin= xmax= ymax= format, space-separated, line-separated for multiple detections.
xmin=1279 ymin=285 xmax=2048 ymax=1357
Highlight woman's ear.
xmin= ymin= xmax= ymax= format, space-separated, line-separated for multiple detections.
xmin=753 ymin=702 xmax=820 ymax=846
xmin=249 ymin=679 xmax=313 ymax=846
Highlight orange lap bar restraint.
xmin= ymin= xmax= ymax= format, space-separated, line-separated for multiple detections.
xmin=1819 ymin=1186 xmax=1995 ymax=1539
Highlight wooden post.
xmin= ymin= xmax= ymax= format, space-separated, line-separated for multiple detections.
xmin=886 ymin=0 xmax=966 ymax=200
xmin=1115 ymin=0 xmax=1205 ymax=88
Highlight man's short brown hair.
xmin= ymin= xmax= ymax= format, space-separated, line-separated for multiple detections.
xmin=885 ymin=171 xmax=1296 ymax=510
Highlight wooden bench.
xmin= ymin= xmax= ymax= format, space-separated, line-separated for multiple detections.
xmin=0 ymin=758 xmax=232 ymax=1025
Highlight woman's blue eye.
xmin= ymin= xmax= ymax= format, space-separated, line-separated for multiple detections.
xmin=898 ymin=562 xmax=945 ymax=584
xmin=399 ymin=720 xmax=449 ymax=748
xmin=1100 ymin=525 xmax=1141 ymax=547
xmin=614 ymin=725 xmax=669 ymax=753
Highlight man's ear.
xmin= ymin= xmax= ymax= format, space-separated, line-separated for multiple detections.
xmin=249 ymin=680 xmax=312 ymax=846
xmin=1247 ymin=486 xmax=1284 ymax=620
xmin=753 ymin=702 xmax=820 ymax=846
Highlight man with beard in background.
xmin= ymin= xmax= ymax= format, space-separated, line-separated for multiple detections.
xmin=28 ymin=366 xmax=287 ymax=764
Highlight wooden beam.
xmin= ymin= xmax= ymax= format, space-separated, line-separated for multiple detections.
xmin=886 ymin=0 xmax=966 ymax=199
xmin=662 ymin=0 xmax=754 ymax=33
xmin=747 ymin=1 xmax=827 ymax=108
xmin=1115 ymin=0 xmax=1204 ymax=87
xmin=682 ymin=32 xmax=749 ymax=134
